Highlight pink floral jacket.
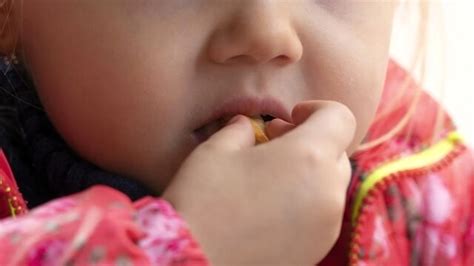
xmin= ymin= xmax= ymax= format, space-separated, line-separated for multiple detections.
xmin=1 ymin=60 xmax=473 ymax=265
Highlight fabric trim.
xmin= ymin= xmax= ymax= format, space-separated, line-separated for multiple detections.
xmin=351 ymin=131 xmax=464 ymax=223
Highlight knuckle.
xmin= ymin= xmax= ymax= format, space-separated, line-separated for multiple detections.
xmin=328 ymin=192 xmax=347 ymax=215
xmin=298 ymin=145 xmax=325 ymax=165
xmin=334 ymin=193 xmax=347 ymax=214
xmin=339 ymin=157 xmax=352 ymax=185
xmin=323 ymin=194 xmax=346 ymax=229
xmin=317 ymin=183 xmax=347 ymax=219
xmin=330 ymin=102 xmax=357 ymax=129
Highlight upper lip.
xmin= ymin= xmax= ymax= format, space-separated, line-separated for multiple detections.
xmin=194 ymin=96 xmax=292 ymax=131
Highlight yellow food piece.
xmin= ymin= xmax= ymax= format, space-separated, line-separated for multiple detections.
xmin=249 ymin=117 xmax=269 ymax=144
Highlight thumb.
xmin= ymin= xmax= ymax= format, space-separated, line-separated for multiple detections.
xmin=204 ymin=115 xmax=255 ymax=150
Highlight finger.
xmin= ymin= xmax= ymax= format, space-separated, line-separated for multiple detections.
xmin=338 ymin=152 xmax=352 ymax=188
xmin=204 ymin=115 xmax=255 ymax=151
xmin=265 ymin=118 xmax=296 ymax=140
xmin=283 ymin=101 xmax=357 ymax=158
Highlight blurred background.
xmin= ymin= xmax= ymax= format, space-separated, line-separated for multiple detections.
xmin=391 ymin=0 xmax=474 ymax=145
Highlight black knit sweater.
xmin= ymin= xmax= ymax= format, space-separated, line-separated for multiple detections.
xmin=0 ymin=56 xmax=151 ymax=208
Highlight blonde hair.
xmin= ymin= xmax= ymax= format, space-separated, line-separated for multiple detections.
xmin=355 ymin=1 xmax=445 ymax=152
xmin=0 ymin=0 xmax=19 ymax=55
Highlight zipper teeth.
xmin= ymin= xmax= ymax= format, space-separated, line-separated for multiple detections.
xmin=348 ymin=144 xmax=466 ymax=265
xmin=0 ymin=162 xmax=28 ymax=216
xmin=0 ymin=174 xmax=27 ymax=217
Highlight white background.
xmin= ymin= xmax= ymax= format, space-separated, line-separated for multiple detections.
xmin=391 ymin=0 xmax=474 ymax=145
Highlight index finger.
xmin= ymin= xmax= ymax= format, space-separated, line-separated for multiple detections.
xmin=281 ymin=101 xmax=357 ymax=158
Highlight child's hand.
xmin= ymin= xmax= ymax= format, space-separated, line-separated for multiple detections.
xmin=162 ymin=101 xmax=356 ymax=265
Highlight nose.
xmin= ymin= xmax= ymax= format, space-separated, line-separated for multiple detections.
xmin=207 ymin=3 xmax=303 ymax=66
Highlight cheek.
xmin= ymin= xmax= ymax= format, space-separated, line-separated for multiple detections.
xmin=300 ymin=16 xmax=389 ymax=150
xmin=20 ymin=1 xmax=202 ymax=192
xmin=26 ymin=42 xmax=192 ymax=192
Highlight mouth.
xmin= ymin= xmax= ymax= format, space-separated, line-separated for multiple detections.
xmin=193 ymin=114 xmax=276 ymax=143
xmin=192 ymin=96 xmax=291 ymax=143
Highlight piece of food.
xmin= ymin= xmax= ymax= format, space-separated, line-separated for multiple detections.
xmin=249 ymin=116 xmax=269 ymax=144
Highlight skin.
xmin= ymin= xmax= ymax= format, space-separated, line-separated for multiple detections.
xmin=4 ymin=1 xmax=398 ymax=263
xmin=9 ymin=1 xmax=395 ymax=194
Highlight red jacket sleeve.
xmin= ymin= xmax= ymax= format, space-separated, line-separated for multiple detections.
xmin=0 ymin=149 xmax=27 ymax=218
xmin=0 ymin=149 xmax=209 ymax=266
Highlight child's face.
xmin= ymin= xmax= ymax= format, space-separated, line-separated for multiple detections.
xmin=18 ymin=1 xmax=395 ymax=193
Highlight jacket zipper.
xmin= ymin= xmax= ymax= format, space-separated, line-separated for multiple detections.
xmin=349 ymin=132 xmax=466 ymax=265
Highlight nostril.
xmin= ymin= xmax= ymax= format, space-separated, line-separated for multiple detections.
xmin=226 ymin=55 xmax=260 ymax=65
